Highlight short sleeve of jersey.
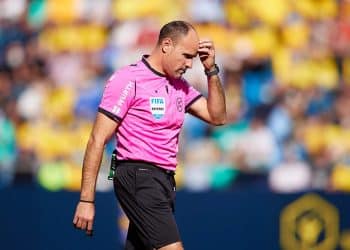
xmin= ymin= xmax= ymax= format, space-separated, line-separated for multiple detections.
xmin=183 ymin=79 xmax=202 ymax=112
xmin=98 ymin=70 xmax=136 ymax=122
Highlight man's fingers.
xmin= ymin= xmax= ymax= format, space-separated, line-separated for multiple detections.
xmin=74 ymin=217 xmax=90 ymax=229
xmin=75 ymin=218 xmax=83 ymax=229
xmin=198 ymin=46 xmax=212 ymax=51
xmin=198 ymin=48 xmax=210 ymax=59
xmin=199 ymin=41 xmax=213 ymax=49
xmin=87 ymin=220 xmax=94 ymax=231
xmin=73 ymin=217 xmax=94 ymax=237
xmin=86 ymin=229 xmax=94 ymax=237
xmin=73 ymin=203 xmax=95 ymax=235
xmin=86 ymin=221 xmax=94 ymax=236
xmin=73 ymin=214 xmax=80 ymax=229
xmin=198 ymin=48 xmax=210 ymax=54
xmin=199 ymin=39 xmax=212 ymax=44
xmin=199 ymin=54 xmax=209 ymax=60
xmin=73 ymin=213 xmax=79 ymax=225
xmin=80 ymin=221 xmax=88 ymax=231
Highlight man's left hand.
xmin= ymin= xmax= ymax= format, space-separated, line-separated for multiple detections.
xmin=198 ymin=39 xmax=215 ymax=71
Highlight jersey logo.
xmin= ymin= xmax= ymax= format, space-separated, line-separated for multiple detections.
xmin=176 ymin=97 xmax=183 ymax=112
xmin=150 ymin=97 xmax=166 ymax=119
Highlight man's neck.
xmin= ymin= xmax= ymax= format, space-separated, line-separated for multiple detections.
xmin=146 ymin=51 xmax=165 ymax=75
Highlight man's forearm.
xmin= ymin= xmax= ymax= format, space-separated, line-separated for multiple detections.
xmin=207 ymin=74 xmax=226 ymax=125
xmin=80 ymin=136 xmax=105 ymax=201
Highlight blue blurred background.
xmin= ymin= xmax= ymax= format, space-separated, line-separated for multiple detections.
xmin=1 ymin=0 xmax=350 ymax=249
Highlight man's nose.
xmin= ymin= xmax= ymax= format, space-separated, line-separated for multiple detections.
xmin=185 ymin=59 xmax=193 ymax=69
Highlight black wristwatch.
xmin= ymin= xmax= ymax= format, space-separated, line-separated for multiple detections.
xmin=205 ymin=64 xmax=219 ymax=77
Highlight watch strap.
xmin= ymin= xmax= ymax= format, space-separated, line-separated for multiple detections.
xmin=205 ymin=64 xmax=219 ymax=77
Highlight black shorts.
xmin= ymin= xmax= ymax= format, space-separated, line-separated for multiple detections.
xmin=113 ymin=161 xmax=180 ymax=249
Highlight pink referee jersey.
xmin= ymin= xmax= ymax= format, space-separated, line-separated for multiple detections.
xmin=99 ymin=56 xmax=202 ymax=170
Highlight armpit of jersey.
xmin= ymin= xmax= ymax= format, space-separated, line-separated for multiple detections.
xmin=179 ymin=78 xmax=202 ymax=112
xmin=99 ymin=70 xmax=136 ymax=120
xmin=185 ymin=94 xmax=202 ymax=112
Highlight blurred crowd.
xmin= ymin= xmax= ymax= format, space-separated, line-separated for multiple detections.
xmin=1 ymin=0 xmax=350 ymax=193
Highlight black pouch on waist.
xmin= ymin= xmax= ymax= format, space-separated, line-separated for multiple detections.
xmin=107 ymin=150 xmax=117 ymax=180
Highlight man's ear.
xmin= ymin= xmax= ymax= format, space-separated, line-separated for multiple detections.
xmin=161 ymin=38 xmax=173 ymax=54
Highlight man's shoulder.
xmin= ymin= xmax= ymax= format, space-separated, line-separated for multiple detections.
xmin=118 ymin=60 xmax=147 ymax=76
xmin=108 ymin=61 xmax=142 ymax=82
xmin=118 ymin=61 xmax=142 ymax=73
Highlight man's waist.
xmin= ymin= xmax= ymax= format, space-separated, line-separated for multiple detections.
xmin=115 ymin=146 xmax=177 ymax=170
xmin=116 ymin=159 xmax=175 ymax=175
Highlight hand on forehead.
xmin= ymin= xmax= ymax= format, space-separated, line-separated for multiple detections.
xmin=198 ymin=39 xmax=214 ymax=54
xmin=199 ymin=39 xmax=213 ymax=48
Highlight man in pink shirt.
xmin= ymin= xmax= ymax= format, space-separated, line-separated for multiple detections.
xmin=73 ymin=20 xmax=226 ymax=250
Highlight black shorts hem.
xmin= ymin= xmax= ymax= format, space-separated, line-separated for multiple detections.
xmin=154 ymin=239 xmax=182 ymax=249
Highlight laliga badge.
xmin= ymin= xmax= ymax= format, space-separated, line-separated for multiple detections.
xmin=150 ymin=97 xmax=165 ymax=119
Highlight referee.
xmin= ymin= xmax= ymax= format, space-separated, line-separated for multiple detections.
xmin=73 ymin=20 xmax=226 ymax=250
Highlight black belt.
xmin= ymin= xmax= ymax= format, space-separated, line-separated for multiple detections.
xmin=116 ymin=160 xmax=175 ymax=176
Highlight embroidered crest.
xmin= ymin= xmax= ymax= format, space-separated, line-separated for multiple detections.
xmin=176 ymin=97 xmax=183 ymax=112
xmin=150 ymin=97 xmax=166 ymax=119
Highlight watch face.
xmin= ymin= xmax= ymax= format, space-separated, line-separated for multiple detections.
xmin=206 ymin=64 xmax=219 ymax=76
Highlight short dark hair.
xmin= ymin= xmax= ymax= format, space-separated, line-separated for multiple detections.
xmin=157 ymin=20 xmax=195 ymax=45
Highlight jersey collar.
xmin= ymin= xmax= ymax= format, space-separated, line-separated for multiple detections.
xmin=142 ymin=55 xmax=166 ymax=78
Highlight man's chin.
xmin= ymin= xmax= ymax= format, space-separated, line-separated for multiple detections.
xmin=171 ymin=73 xmax=182 ymax=79
xmin=177 ymin=71 xmax=186 ymax=78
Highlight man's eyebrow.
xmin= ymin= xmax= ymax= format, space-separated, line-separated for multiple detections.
xmin=183 ymin=52 xmax=197 ymax=58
